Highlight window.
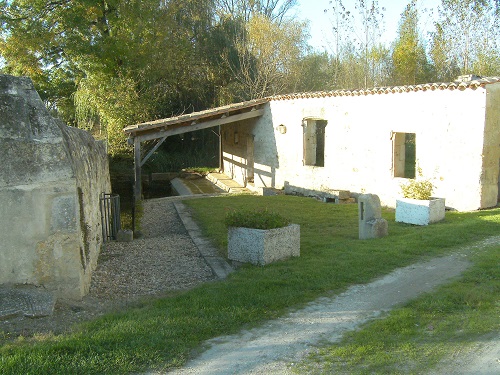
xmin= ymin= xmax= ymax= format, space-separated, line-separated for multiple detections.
xmin=303 ymin=119 xmax=327 ymax=167
xmin=393 ymin=132 xmax=416 ymax=178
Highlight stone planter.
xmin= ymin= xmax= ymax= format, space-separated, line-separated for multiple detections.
xmin=395 ymin=197 xmax=445 ymax=225
xmin=228 ymin=224 xmax=300 ymax=266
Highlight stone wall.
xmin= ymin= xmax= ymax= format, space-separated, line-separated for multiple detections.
xmin=480 ymin=83 xmax=500 ymax=208
xmin=0 ymin=74 xmax=110 ymax=299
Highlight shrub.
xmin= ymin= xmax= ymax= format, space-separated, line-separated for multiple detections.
xmin=400 ymin=178 xmax=434 ymax=200
xmin=224 ymin=208 xmax=290 ymax=229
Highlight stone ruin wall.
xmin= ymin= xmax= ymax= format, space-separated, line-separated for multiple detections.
xmin=0 ymin=74 xmax=111 ymax=299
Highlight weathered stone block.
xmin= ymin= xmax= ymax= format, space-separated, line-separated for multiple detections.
xmin=329 ymin=190 xmax=351 ymax=200
xmin=228 ymin=224 xmax=300 ymax=266
xmin=359 ymin=194 xmax=388 ymax=239
xmin=336 ymin=197 xmax=356 ymax=204
xmin=366 ymin=218 xmax=388 ymax=238
xmin=261 ymin=187 xmax=284 ymax=196
xmin=51 ymin=195 xmax=77 ymax=232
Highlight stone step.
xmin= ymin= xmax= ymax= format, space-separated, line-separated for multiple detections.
xmin=206 ymin=173 xmax=252 ymax=194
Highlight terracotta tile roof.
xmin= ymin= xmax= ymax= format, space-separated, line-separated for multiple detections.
xmin=269 ymin=76 xmax=500 ymax=101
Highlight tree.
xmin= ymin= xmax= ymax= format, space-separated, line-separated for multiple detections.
xmin=324 ymin=0 xmax=388 ymax=89
xmin=0 ymin=0 xmax=221 ymax=155
xmin=324 ymin=0 xmax=353 ymax=87
xmin=226 ymin=14 xmax=308 ymax=99
xmin=215 ymin=0 xmax=297 ymax=23
xmin=431 ymin=0 xmax=500 ymax=79
xmin=353 ymin=0 xmax=386 ymax=88
xmin=392 ymin=0 xmax=432 ymax=85
xmin=429 ymin=23 xmax=460 ymax=81
xmin=294 ymin=52 xmax=335 ymax=92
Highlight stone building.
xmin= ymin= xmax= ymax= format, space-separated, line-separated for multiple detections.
xmin=125 ymin=76 xmax=500 ymax=212
xmin=221 ymin=76 xmax=500 ymax=211
xmin=0 ymin=75 xmax=111 ymax=299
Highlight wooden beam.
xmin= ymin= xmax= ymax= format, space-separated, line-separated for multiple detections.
xmin=141 ymin=136 xmax=167 ymax=167
xmin=134 ymin=109 xmax=265 ymax=143
xmin=134 ymin=137 xmax=142 ymax=201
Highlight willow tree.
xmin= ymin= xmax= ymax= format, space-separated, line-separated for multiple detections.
xmin=215 ymin=0 xmax=308 ymax=100
xmin=1 ymin=0 xmax=222 ymax=155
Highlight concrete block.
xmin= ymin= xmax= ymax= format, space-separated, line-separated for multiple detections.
xmin=228 ymin=224 xmax=300 ymax=266
xmin=117 ymin=229 xmax=133 ymax=242
xmin=396 ymin=197 xmax=445 ymax=225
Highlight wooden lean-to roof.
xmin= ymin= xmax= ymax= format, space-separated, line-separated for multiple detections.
xmin=124 ymin=97 xmax=269 ymax=142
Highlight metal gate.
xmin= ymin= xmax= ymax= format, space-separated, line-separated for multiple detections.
xmin=100 ymin=193 xmax=121 ymax=242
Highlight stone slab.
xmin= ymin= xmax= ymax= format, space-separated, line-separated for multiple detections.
xmin=0 ymin=284 xmax=56 ymax=319
xmin=206 ymin=173 xmax=253 ymax=194
xmin=171 ymin=178 xmax=193 ymax=196
xmin=151 ymin=172 xmax=179 ymax=181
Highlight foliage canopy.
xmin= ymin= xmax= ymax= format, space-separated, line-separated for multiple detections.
xmin=1 ymin=0 xmax=499 ymax=156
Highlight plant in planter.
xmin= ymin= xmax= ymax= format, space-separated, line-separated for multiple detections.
xmin=225 ymin=209 xmax=300 ymax=266
xmin=396 ymin=177 xmax=445 ymax=225
xmin=399 ymin=178 xmax=434 ymax=200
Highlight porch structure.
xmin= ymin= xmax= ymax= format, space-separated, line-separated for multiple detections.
xmin=123 ymin=98 xmax=267 ymax=201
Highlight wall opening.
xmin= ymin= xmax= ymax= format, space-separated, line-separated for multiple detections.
xmin=303 ymin=119 xmax=327 ymax=167
xmin=393 ymin=132 xmax=416 ymax=178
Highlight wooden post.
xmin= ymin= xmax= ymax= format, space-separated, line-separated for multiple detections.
xmin=134 ymin=137 xmax=142 ymax=201
xmin=218 ymin=125 xmax=223 ymax=172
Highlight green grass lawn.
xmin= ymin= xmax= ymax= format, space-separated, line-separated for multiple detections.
xmin=1 ymin=195 xmax=500 ymax=374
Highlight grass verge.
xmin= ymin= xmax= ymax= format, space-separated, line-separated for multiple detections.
xmin=1 ymin=195 xmax=500 ymax=374
xmin=294 ymin=242 xmax=500 ymax=374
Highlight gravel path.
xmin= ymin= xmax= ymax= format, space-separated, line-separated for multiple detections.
xmin=90 ymin=197 xmax=216 ymax=300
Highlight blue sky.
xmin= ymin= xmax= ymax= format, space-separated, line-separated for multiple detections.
xmin=295 ymin=0 xmax=441 ymax=52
